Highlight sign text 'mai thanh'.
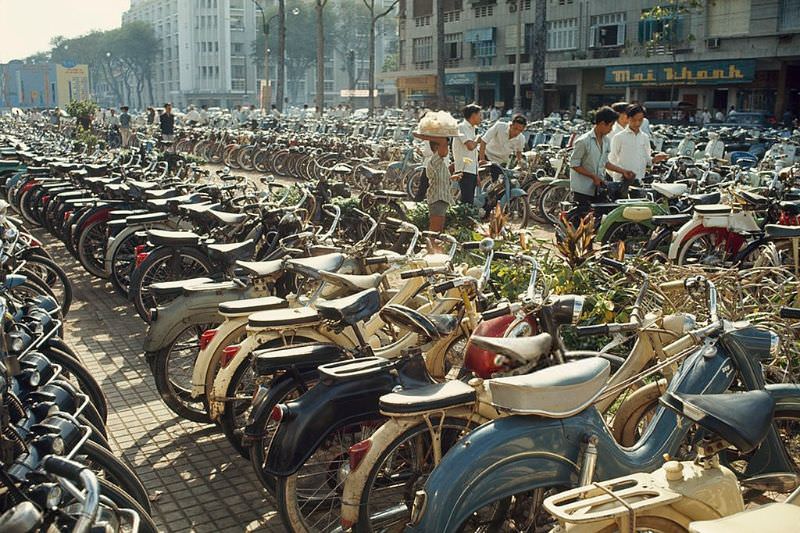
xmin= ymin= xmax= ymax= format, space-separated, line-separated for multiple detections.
xmin=605 ymin=59 xmax=756 ymax=86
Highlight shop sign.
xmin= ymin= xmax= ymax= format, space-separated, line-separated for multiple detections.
xmin=605 ymin=59 xmax=756 ymax=86
xmin=397 ymin=75 xmax=437 ymax=90
xmin=445 ymin=72 xmax=477 ymax=86
xmin=340 ymin=89 xmax=379 ymax=97
xmin=520 ymin=68 xmax=557 ymax=85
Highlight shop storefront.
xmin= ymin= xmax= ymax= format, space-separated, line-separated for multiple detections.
xmin=397 ymin=75 xmax=437 ymax=108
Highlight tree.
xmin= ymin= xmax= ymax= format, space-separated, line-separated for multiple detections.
xmin=435 ymin=0 xmax=446 ymax=109
xmin=530 ymin=0 xmax=546 ymax=119
xmin=314 ymin=0 xmax=330 ymax=114
xmin=361 ymin=0 xmax=400 ymax=116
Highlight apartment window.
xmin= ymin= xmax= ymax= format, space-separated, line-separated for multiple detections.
xmin=232 ymin=42 xmax=244 ymax=54
xmin=232 ymin=65 xmax=246 ymax=78
xmin=201 ymin=66 xmax=207 ymax=78
xmin=547 ymin=18 xmax=578 ymax=50
xmin=638 ymin=10 xmax=684 ymax=45
xmin=324 ymin=80 xmax=335 ymax=92
xmin=780 ymin=0 xmax=800 ymax=30
xmin=232 ymin=79 xmax=246 ymax=90
xmin=472 ymin=40 xmax=496 ymax=57
xmin=708 ymin=0 xmax=750 ymax=36
xmin=556 ymin=0 xmax=573 ymax=4
xmin=215 ymin=41 xmax=219 ymax=52
xmin=399 ymin=39 xmax=406 ymax=68
xmin=231 ymin=14 xmax=244 ymax=30
xmin=474 ymin=4 xmax=494 ymax=18
xmin=412 ymin=36 xmax=433 ymax=68
xmin=201 ymin=42 xmax=207 ymax=52
xmin=445 ymin=33 xmax=463 ymax=60
xmin=443 ymin=0 xmax=462 ymax=21
xmin=508 ymin=0 xmax=531 ymax=11
xmin=590 ymin=13 xmax=626 ymax=48
xmin=415 ymin=15 xmax=431 ymax=26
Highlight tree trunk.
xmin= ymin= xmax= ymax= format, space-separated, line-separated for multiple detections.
xmin=368 ymin=16 xmax=376 ymax=116
xmin=435 ymin=0 xmax=446 ymax=109
xmin=277 ymin=0 xmax=286 ymax=111
xmin=530 ymin=0 xmax=547 ymax=119
xmin=315 ymin=1 xmax=326 ymax=115
xmin=146 ymin=72 xmax=155 ymax=107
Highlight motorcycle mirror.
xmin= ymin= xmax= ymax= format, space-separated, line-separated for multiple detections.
xmin=479 ymin=238 xmax=494 ymax=254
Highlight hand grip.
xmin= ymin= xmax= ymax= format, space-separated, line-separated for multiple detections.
xmin=400 ymin=267 xmax=446 ymax=279
xmin=575 ymin=324 xmax=609 ymax=337
xmin=462 ymin=241 xmax=481 ymax=250
xmin=43 ymin=456 xmax=86 ymax=482
xmin=494 ymin=251 xmax=514 ymax=260
xmin=433 ymin=280 xmax=456 ymax=294
xmin=780 ymin=307 xmax=800 ymax=319
xmin=599 ymin=257 xmax=626 ymax=271
xmin=365 ymin=256 xmax=388 ymax=266
xmin=482 ymin=304 xmax=511 ymax=320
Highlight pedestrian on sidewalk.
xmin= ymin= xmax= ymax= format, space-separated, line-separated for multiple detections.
xmin=452 ymin=103 xmax=482 ymax=205
xmin=119 ymin=106 xmax=132 ymax=148
xmin=159 ymin=103 xmax=175 ymax=150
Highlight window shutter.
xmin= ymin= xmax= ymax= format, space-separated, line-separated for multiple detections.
xmin=616 ymin=23 xmax=626 ymax=46
xmin=589 ymin=25 xmax=597 ymax=48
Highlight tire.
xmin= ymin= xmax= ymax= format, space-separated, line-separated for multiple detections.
xmin=42 ymin=344 xmax=109 ymax=423
xmin=276 ymin=417 xmax=385 ymax=533
xmin=18 ymin=253 xmax=72 ymax=315
xmin=96 ymin=478 xmax=158 ymax=533
xmin=77 ymin=218 xmax=110 ymax=279
xmin=128 ymin=246 xmax=213 ymax=322
xmin=538 ymin=183 xmax=570 ymax=225
xmin=506 ymin=194 xmax=530 ymax=230
xmin=355 ymin=417 xmax=472 ymax=533
xmin=152 ymin=322 xmax=219 ymax=423
xmin=7 ymin=277 xmax=59 ymax=309
xmin=602 ymin=221 xmax=653 ymax=257
xmin=109 ymin=231 xmax=143 ymax=298
xmin=77 ymin=439 xmax=152 ymax=514
xmin=526 ymin=181 xmax=550 ymax=224
xmin=611 ymin=379 xmax=668 ymax=446
xmin=676 ymin=229 xmax=732 ymax=267
xmin=18 ymin=187 xmax=42 ymax=227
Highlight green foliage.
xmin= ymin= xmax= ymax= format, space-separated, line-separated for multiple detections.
xmin=382 ymin=53 xmax=398 ymax=72
xmin=66 ymin=100 xmax=97 ymax=120
xmin=74 ymin=126 xmax=99 ymax=149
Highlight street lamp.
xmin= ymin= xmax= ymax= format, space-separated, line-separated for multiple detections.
xmin=253 ymin=2 xmax=300 ymax=110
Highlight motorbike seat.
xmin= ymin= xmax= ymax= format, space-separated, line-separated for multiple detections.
xmin=127 ymin=212 xmax=169 ymax=225
xmin=147 ymin=229 xmax=201 ymax=247
xmin=181 ymin=281 xmax=239 ymax=295
xmin=108 ymin=209 xmax=143 ymax=220
xmin=319 ymin=271 xmax=383 ymax=291
xmin=253 ymin=342 xmax=344 ymax=375
xmin=149 ymin=193 xmax=207 ymax=208
xmin=359 ymin=166 xmax=386 ymax=179
xmin=379 ymin=304 xmax=459 ymax=341
xmin=84 ymin=163 xmax=108 ymax=175
xmin=332 ymin=163 xmax=353 ymax=174
xmin=689 ymin=503 xmax=800 ymax=533
xmin=54 ymin=190 xmax=89 ymax=200
xmin=687 ymin=192 xmax=721 ymax=205
xmin=374 ymin=189 xmax=406 ymax=199
xmin=208 ymin=209 xmax=247 ymax=225
xmin=248 ymin=306 xmax=320 ymax=329
xmin=206 ymin=240 xmax=255 ymax=264
xmin=178 ymin=202 xmax=218 ymax=215
xmin=737 ymin=190 xmax=770 ymax=208
xmin=315 ymin=288 xmax=381 ymax=326
xmin=470 ymin=333 xmax=553 ymax=365
xmin=694 ymin=204 xmax=731 ymax=215
xmin=766 ymin=224 xmax=800 ymax=239
xmin=652 ymin=182 xmax=688 ymax=199
xmin=127 ymin=180 xmax=159 ymax=191
xmin=652 ymin=214 xmax=692 ymax=227
xmin=660 ymin=390 xmax=774 ymax=454
xmin=488 ymin=357 xmax=610 ymax=417
xmin=144 ymin=188 xmax=179 ymax=200
xmin=236 ymin=258 xmax=285 ymax=278
xmin=40 ymin=181 xmax=72 ymax=190
xmin=379 ymin=380 xmax=476 ymax=415
xmin=150 ymin=277 xmax=214 ymax=296
xmin=285 ymin=253 xmax=345 ymax=280
xmin=218 ymin=296 xmax=286 ymax=317
xmin=52 ymin=162 xmax=80 ymax=173
xmin=779 ymin=201 xmax=800 ymax=216
xmin=25 ymin=166 xmax=50 ymax=175
xmin=622 ymin=206 xmax=653 ymax=222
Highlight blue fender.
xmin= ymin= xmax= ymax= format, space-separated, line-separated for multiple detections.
xmin=407 ymin=415 xmax=582 ymax=532
xmin=510 ymin=186 xmax=527 ymax=198
xmin=2 ymin=274 xmax=28 ymax=290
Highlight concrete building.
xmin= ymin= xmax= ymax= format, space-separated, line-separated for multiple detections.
xmin=123 ymin=0 xmax=259 ymax=109
xmin=393 ymin=0 xmax=800 ymax=117
xmin=0 ymin=61 xmax=90 ymax=109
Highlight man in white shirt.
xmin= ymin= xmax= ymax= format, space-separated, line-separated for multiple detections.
xmin=479 ymin=114 xmax=527 ymax=180
xmin=489 ymin=106 xmax=500 ymax=122
xmin=607 ymin=102 xmax=629 ymax=143
xmin=705 ymin=131 xmax=725 ymax=159
xmin=184 ymin=105 xmax=201 ymax=125
xmin=608 ymin=104 xmax=667 ymax=195
xmin=452 ymin=104 xmax=482 ymax=204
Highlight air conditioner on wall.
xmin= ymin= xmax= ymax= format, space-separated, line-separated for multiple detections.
xmin=706 ymin=38 xmax=720 ymax=49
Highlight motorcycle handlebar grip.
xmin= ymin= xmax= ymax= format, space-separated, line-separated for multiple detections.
xmin=575 ymin=324 xmax=610 ymax=336
xmin=780 ymin=307 xmax=800 ymax=319
xmin=481 ymin=305 xmax=511 ymax=320
xmin=461 ymin=241 xmax=481 ymax=250
xmin=493 ymin=252 xmax=515 ymax=260
xmin=385 ymin=217 xmax=404 ymax=227
xmin=599 ymin=257 xmax=627 ymax=271
xmin=433 ymin=280 xmax=456 ymax=294
xmin=44 ymin=456 xmax=86 ymax=482
xmin=365 ymin=256 xmax=388 ymax=266
xmin=659 ymin=280 xmax=685 ymax=291
xmin=400 ymin=269 xmax=423 ymax=279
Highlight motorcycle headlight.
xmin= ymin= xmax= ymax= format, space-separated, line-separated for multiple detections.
xmin=46 ymin=485 xmax=63 ymax=509
xmin=546 ymin=295 xmax=585 ymax=326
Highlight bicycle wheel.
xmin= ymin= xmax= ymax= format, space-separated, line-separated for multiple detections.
xmin=18 ymin=253 xmax=72 ymax=315
xmin=109 ymin=231 xmax=144 ymax=297
xmin=538 ymin=183 xmax=570 ymax=225
xmin=506 ymin=195 xmax=530 ymax=230
xmin=77 ymin=218 xmax=110 ymax=279
xmin=76 ymin=439 xmax=152 ymax=513
xmin=602 ymin=221 xmax=652 ymax=257
xmin=526 ymin=181 xmax=550 ymax=224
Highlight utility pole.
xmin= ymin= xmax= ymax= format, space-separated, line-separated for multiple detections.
xmin=513 ymin=0 xmax=522 ymax=113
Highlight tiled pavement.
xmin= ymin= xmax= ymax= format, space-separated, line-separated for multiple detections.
xmin=36 ymin=231 xmax=284 ymax=533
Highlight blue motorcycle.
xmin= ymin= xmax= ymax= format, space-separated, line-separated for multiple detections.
xmin=407 ymin=276 xmax=800 ymax=532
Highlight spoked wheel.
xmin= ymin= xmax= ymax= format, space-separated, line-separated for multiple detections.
xmin=129 ymin=247 xmax=212 ymax=322
xmin=505 ymin=195 xmax=530 ymax=230
xmin=18 ymin=254 xmax=72 ymax=314
xmin=538 ymin=184 xmax=570 ymax=225
xmin=77 ymin=219 xmax=109 ymax=278
xmin=356 ymin=418 xmax=471 ymax=533
xmin=405 ymin=168 xmax=424 ymax=201
xmin=152 ymin=322 xmax=218 ymax=423
xmin=603 ymin=221 xmax=653 ymax=257
xmin=676 ymin=229 xmax=734 ymax=267
xmin=458 ymin=487 xmax=560 ymax=532
xmin=109 ymin=232 xmax=142 ymax=297
xmin=278 ymin=419 xmax=384 ymax=533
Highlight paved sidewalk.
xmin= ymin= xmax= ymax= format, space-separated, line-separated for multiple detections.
xmin=39 ymin=232 xmax=282 ymax=532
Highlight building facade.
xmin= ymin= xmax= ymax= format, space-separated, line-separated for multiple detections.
xmin=393 ymin=0 xmax=800 ymax=117
xmin=123 ymin=0 xmax=259 ymax=109
xmin=0 ymin=61 xmax=90 ymax=109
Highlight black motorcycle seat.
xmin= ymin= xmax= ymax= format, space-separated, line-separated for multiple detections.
xmin=379 ymin=380 xmax=476 ymax=415
xmin=84 ymin=176 xmax=117 ymax=186
xmin=319 ymin=271 xmax=383 ymax=291
xmin=248 ymin=306 xmax=320 ymax=329
xmin=52 ymin=162 xmax=80 ymax=173
xmin=127 ymin=180 xmax=159 ymax=191
xmin=236 ymin=258 xmax=285 ymax=277
xmin=660 ymin=390 xmax=774 ymax=453
xmin=147 ymin=229 xmax=201 ymax=247
xmin=84 ymin=164 xmax=108 ymax=175
xmin=144 ymin=188 xmax=179 ymax=200
xmin=54 ymin=190 xmax=88 ymax=200
xmin=178 ymin=202 xmax=219 ymax=215
xmin=253 ymin=342 xmax=344 ymax=376
xmin=489 ymin=357 xmax=610 ymax=417
xmin=108 ymin=209 xmax=142 ymax=220
xmin=687 ymin=192 xmax=721 ymax=205
xmin=206 ymin=240 xmax=255 ymax=264
xmin=208 ymin=209 xmax=247 ymax=225
xmin=317 ymin=356 xmax=391 ymax=381
xmin=107 ymin=219 xmax=128 ymax=231
xmin=652 ymin=213 xmax=692 ymax=226
xmin=148 ymin=193 xmax=206 ymax=208
xmin=316 ymin=288 xmax=381 ymax=326
xmin=469 ymin=333 xmax=553 ymax=365
xmin=40 ymin=181 xmax=72 ymax=190
xmin=359 ymin=166 xmax=386 ymax=179
xmin=379 ymin=304 xmax=458 ymax=341
xmin=766 ymin=224 xmax=800 ymax=239
xmin=780 ymin=201 xmax=800 ymax=216
xmin=150 ymin=277 xmax=214 ymax=296
xmin=285 ymin=253 xmax=345 ymax=280
xmin=694 ymin=204 xmax=731 ymax=215
xmin=218 ymin=296 xmax=286 ymax=316
xmin=737 ymin=190 xmax=770 ymax=208
xmin=127 ymin=212 xmax=170 ymax=224
xmin=375 ymin=189 xmax=406 ymax=199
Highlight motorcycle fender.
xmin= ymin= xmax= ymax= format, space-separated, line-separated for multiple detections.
xmin=263 ymin=373 xmax=398 ymax=477
xmin=142 ymin=304 xmax=222 ymax=353
xmin=341 ymin=408 xmax=477 ymax=526
xmin=668 ymin=218 xmax=703 ymax=260
xmin=549 ymin=178 xmax=570 ymax=188
xmin=510 ymin=187 xmax=526 ymax=198
xmin=767 ymin=383 xmax=800 ymax=410
xmin=407 ymin=414 xmax=582 ymax=533
xmin=190 ymin=319 xmax=247 ymax=395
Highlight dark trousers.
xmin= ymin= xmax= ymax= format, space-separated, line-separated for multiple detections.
xmin=459 ymin=172 xmax=477 ymax=204
xmin=568 ymin=192 xmax=596 ymax=226
xmin=415 ymin=169 xmax=429 ymax=202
